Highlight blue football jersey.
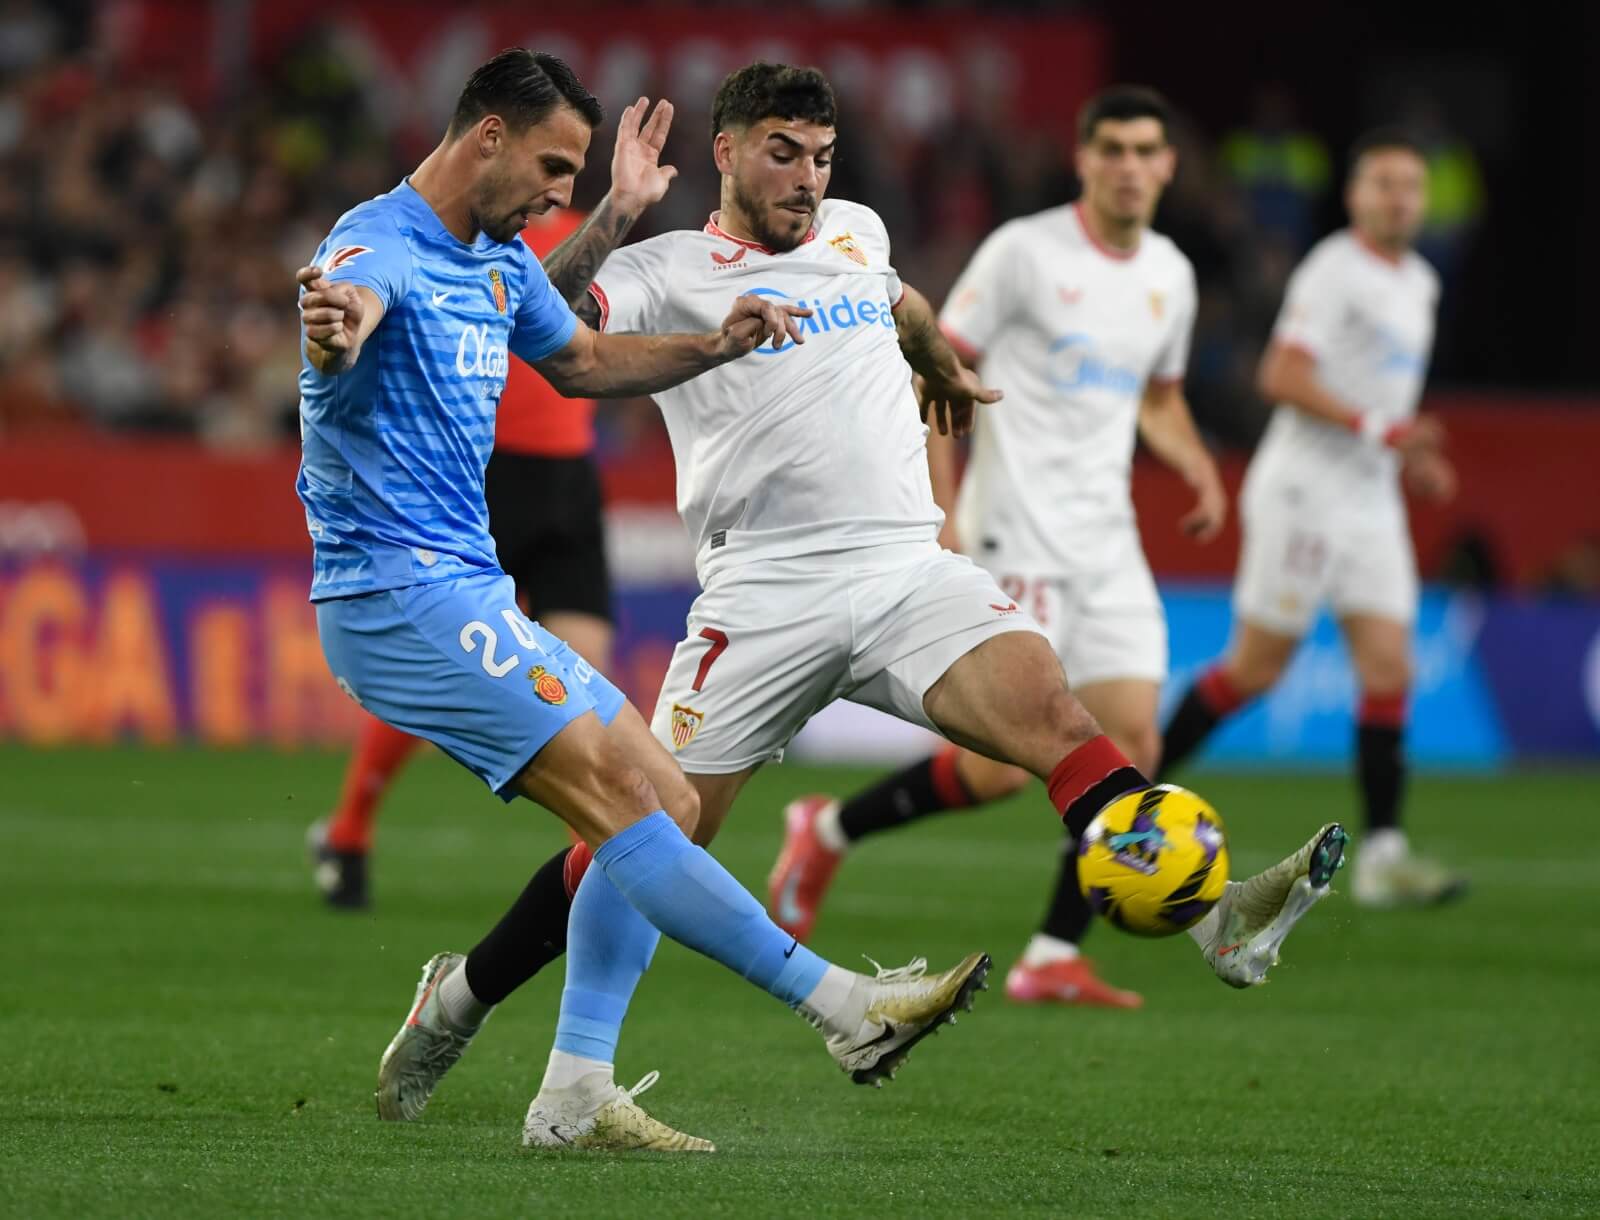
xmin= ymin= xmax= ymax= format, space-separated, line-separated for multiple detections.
xmin=296 ymin=180 xmax=578 ymax=601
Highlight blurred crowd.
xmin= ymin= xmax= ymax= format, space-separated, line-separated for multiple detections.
xmin=0 ymin=0 xmax=1484 ymax=454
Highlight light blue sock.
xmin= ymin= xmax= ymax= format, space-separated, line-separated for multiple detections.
xmin=595 ymin=811 xmax=830 ymax=1006
xmin=552 ymin=863 xmax=661 ymax=1063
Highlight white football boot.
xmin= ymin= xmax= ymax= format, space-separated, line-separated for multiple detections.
xmin=815 ymin=953 xmax=992 ymax=1087
xmin=1191 ymin=824 xmax=1348 ymax=988
xmin=375 ymin=952 xmax=487 ymax=1120
xmin=1352 ymin=830 xmax=1468 ymax=907
xmin=523 ymin=1071 xmax=715 ymax=1152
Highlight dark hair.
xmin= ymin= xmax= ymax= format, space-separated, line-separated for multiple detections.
xmin=710 ymin=62 xmax=836 ymax=139
xmin=1076 ymin=85 xmax=1171 ymax=144
xmin=448 ymin=48 xmax=603 ymax=138
xmin=1349 ymin=126 xmax=1426 ymax=174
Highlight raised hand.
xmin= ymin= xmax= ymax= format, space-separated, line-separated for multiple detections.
xmin=611 ymin=97 xmax=678 ymax=215
xmin=297 ymin=265 xmax=365 ymax=367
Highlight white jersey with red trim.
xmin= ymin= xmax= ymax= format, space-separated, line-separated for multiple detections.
xmin=941 ymin=204 xmax=1198 ymax=570
xmin=589 ymin=199 xmax=935 ymax=581
xmin=1248 ymin=229 xmax=1438 ymax=511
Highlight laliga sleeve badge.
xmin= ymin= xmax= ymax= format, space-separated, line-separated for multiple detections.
xmin=528 ymin=665 xmax=568 ymax=705
xmin=669 ymin=703 xmax=705 ymax=751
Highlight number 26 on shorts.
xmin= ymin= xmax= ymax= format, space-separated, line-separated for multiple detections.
xmin=459 ymin=607 xmax=545 ymax=678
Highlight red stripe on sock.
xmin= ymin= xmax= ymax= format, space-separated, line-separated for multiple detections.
xmin=1047 ymin=736 xmax=1134 ymax=817
xmin=1358 ymin=690 xmax=1408 ymax=729
xmin=929 ymin=746 xmax=976 ymax=809
xmin=563 ymin=841 xmax=594 ymax=899
xmin=327 ymin=716 xmax=422 ymax=852
xmin=1196 ymin=665 xmax=1245 ymax=716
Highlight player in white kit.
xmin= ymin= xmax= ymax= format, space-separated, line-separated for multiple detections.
xmin=574 ymin=64 xmax=1344 ymax=996
xmin=767 ymin=87 xmax=1231 ymax=1008
xmin=1158 ymin=128 xmax=1465 ymax=907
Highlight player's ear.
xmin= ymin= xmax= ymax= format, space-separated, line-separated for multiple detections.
xmin=477 ymin=114 xmax=505 ymax=160
xmin=712 ymin=130 xmax=737 ymax=176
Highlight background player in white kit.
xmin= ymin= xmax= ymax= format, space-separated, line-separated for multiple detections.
xmin=1159 ymin=128 xmax=1465 ymax=906
xmin=569 ymin=62 xmax=1342 ymax=1009
xmin=767 ymin=87 xmax=1230 ymax=1009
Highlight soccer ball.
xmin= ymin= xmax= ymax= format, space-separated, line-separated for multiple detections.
xmin=1077 ymin=785 xmax=1229 ymax=937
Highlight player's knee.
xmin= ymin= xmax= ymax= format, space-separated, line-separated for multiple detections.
xmin=661 ymin=774 xmax=701 ymax=840
xmin=1360 ymin=657 xmax=1411 ymax=698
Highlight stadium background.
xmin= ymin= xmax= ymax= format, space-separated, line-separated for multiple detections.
xmin=5 ymin=5 xmax=1600 ymax=1217
xmin=0 ymin=0 xmax=1594 ymax=766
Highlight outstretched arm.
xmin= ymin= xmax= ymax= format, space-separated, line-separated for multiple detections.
xmin=542 ymin=97 xmax=677 ymax=307
xmin=1138 ymin=378 xmax=1227 ymax=542
xmin=535 ymin=293 xmax=810 ymax=399
xmin=893 ymin=283 xmax=1001 ymax=436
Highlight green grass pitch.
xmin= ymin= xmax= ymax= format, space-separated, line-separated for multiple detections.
xmin=3 ymin=745 xmax=1598 ymax=1218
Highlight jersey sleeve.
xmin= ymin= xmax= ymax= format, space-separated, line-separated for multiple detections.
xmin=938 ymin=223 xmax=1022 ymax=359
xmin=509 ymin=244 xmax=579 ymax=365
xmin=1151 ymin=259 xmax=1199 ymax=384
xmin=316 ymin=211 xmax=412 ymax=313
xmin=587 ymin=239 xmax=670 ymax=335
xmin=1271 ymin=247 xmax=1345 ymax=360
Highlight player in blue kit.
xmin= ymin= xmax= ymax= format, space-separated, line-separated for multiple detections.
xmin=296 ymin=48 xmax=991 ymax=1152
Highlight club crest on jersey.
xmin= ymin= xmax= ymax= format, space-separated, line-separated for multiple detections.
xmin=528 ymin=665 xmax=568 ymax=705
xmin=489 ymin=268 xmax=507 ymax=314
xmin=828 ymin=232 xmax=867 ymax=266
xmin=326 ymin=245 xmax=371 ymax=270
xmin=1149 ymin=291 xmax=1165 ymax=320
xmin=669 ymin=703 xmax=704 ymax=750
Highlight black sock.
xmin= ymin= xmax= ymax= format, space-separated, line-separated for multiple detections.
xmin=1357 ymin=723 xmax=1405 ymax=833
xmin=1038 ymin=836 xmax=1094 ymax=945
xmin=463 ymin=845 xmax=574 ymax=1005
xmin=837 ymin=752 xmax=976 ymax=843
xmin=1158 ymin=685 xmax=1224 ymax=780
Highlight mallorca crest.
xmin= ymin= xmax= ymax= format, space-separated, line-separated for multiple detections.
xmin=489 ymin=267 xmax=507 ymax=314
xmin=527 ymin=664 xmax=568 ymax=705
xmin=1149 ymin=291 xmax=1165 ymax=321
xmin=669 ymin=703 xmax=705 ymax=751
xmin=828 ymin=231 xmax=867 ymax=267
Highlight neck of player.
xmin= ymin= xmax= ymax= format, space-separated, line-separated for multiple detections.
xmin=1080 ymin=199 xmax=1143 ymax=254
xmin=409 ymin=141 xmax=480 ymax=244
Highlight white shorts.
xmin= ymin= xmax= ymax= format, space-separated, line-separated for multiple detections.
xmin=1234 ymin=480 xmax=1418 ymax=636
xmin=975 ymin=535 xmax=1167 ymax=688
xmin=649 ymin=542 xmax=1046 ymax=773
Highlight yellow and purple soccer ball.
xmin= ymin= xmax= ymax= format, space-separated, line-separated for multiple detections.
xmin=1077 ymin=785 xmax=1229 ymax=936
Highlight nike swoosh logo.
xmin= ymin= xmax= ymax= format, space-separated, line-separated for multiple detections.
xmin=1217 ymin=941 xmax=1246 ymax=956
xmin=783 ymin=940 xmax=799 ymax=959
xmin=850 ymin=1022 xmax=898 ymax=1053
xmin=432 ymin=290 xmax=453 ymax=305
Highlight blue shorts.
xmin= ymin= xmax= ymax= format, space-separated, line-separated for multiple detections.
xmin=316 ymin=569 xmax=625 ymax=800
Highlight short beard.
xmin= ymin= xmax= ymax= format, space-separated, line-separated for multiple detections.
xmin=731 ymin=178 xmax=811 ymax=252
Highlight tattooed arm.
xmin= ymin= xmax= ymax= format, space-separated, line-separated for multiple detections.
xmin=543 ymin=96 xmax=678 ymax=311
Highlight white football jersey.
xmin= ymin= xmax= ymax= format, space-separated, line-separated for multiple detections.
xmin=589 ymin=200 xmax=937 ymax=581
xmin=1247 ymin=229 xmax=1439 ymax=511
xmin=942 ymin=204 xmax=1198 ymax=571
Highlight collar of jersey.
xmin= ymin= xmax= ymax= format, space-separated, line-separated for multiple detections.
xmin=1072 ymin=202 xmax=1141 ymax=263
xmin=394 ymin=178 xmax=502 ymax=253
xmin=704 ymin=211 xmax=818 ymax=255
